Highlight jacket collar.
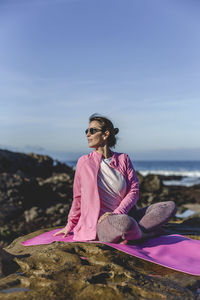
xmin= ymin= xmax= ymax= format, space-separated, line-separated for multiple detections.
xmin=92 ymin=150 xmax=117 ymax=165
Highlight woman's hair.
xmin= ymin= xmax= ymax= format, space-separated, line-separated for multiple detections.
xmin=89 ymin=113 xmax=119 ymax=148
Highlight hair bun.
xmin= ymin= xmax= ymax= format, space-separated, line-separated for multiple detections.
xmin=114 ymin=128 xmax=119 ymax=135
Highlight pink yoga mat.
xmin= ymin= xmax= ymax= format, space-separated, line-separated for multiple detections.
xmin=21 ymin=229 xmax=200 ymax=276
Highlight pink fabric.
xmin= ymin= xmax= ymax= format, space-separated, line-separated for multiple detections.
xmin=97 ymin=214 xmax=142 ymax=242
xmin=65 ymin=151 xmax=139 ymax=241
xmin=22 ymin=229 xmax=200 ymax=276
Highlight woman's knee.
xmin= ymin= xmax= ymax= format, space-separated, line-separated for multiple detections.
xmin=139 ymin=200 xmax=177 ymax=232
xmin=146 ymin=201 xmax=177 ymax=216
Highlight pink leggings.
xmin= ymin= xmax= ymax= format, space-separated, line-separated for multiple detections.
xmin=130 ymin=201 xmax=177 ymax=232
xmin=97 ymin=201 xmax=177 ymax=243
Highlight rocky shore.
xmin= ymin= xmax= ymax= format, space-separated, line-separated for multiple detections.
xmin=0 ymin=149 xmax=200 ymax=299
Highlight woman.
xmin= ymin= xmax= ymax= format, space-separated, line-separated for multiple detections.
xmin=54 ymin=114 xmax=176 ymax=243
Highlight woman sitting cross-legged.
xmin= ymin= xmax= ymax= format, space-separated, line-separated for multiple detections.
xmin=54 ymin=114 xmax=177 ymax=244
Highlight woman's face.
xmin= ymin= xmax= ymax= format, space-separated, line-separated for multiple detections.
xmin=86 ymin=121 xmax=108 ymax=149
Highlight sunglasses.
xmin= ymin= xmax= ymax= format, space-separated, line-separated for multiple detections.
xmin=85 ymin=128 xmax=104 ymax=135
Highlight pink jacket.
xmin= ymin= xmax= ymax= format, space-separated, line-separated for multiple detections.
xmin=65 ymin=150 xmax=139 ymax=241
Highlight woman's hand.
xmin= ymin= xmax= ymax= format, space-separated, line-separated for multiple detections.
xmin=98 ymin=212 xmax=114 ymax=224
xmin=53 ymin=228 xmax=70 ymax=237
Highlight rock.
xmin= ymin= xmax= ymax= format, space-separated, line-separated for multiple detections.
xmin=0 ymin=173 xmax=24 ymax=225
xmin=158 ymin=175 xmax=183 ymax=181
xmin=136 ymin=171 xmax=144 ymax=185
xmin=0 ymin=149 xmax=53 ymax=178
xmin=182 ymin=217 xmax=200 ymax=227
xmin=0 ymin=247 xmax=19 ymax=280
xmin=0 ymin=172 xmax=49 ymax=226
xmin=159 ymin=184 xmax=200 ymax=207
xmin=52 ymin=160 xmax=74 ymax=176
xmin=24 ymin=207 xmax=42 ymax=223
xmin=38 ymin=173 xmax=73 ymax=199
xmin=0 ymin=149 xmax=74 ymax=246
xmin=141 ymin=175 xmax=161 ymax=193
xmin=0 ymin=149 xmax=74 ymax=178
xmin=138 ymin=175 xmax=200 ymax=208
xmin=45 ymin=203 xmax=68 ymax=216
xmin=0 ymin=229 xmax=199 ymax=299
xmin=0 ymin=250 xmax=2 ymax=278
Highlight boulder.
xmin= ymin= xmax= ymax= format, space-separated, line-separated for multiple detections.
xmin=0 ymin=152 xmax=74 ymax=246
xmin=0 ymin=150 xmax=53 ymax=178
xmin=141 ymin=175 xmax=161 ymax=193
xmin=0 ymin=229 xmax=199 ymax=299
xmin=0 ymin=149 xmax=73 ymax=178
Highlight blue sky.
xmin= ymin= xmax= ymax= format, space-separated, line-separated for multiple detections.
xmin=0 ymin=0 xmax=200 ymax=160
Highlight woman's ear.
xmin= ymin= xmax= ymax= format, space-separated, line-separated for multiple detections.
xmin=103 ymin=130 xmax=110 ymax=140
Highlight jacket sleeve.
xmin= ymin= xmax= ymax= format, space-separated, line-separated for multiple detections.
xmin=65 ymin=158 xmax=82 ymax=232
xmin=113 ymin=154 xmax=139 ymax=215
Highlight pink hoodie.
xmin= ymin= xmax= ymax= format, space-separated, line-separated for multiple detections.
xmin=65 ymin=150 xmax=139 ymax=241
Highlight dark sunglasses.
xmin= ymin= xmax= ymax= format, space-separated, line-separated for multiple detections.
xmin=85 ymin=128 xmax=104 ymax=135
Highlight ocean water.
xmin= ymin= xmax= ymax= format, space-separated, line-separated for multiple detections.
xmin=64 ymin=160 xmax=200 ymax=187
xmin=133 ymin=160 xmax=200 ymax=187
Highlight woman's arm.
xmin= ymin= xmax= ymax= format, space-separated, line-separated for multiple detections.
xmin=113 ymin=154 xmax=139 ymax=215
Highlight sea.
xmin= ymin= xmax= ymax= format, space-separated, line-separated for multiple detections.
xmin=64 ymin=160 xmax=200 ymax=187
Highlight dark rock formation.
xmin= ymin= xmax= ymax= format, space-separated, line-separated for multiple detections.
xmin=0 ymin=149 xmax=74 ymax=247
xmin=137 ymin=172 xmax=200 ymax=208
xmin=0 ymin=229 xmax=199 ymax=299
xmin=0 ymin=149 xmax=73 ymax=178
xmin=141 ymin=174 xmax=161 ymax=192
xmin=0 ymin=150 xmax=53 ymax=178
